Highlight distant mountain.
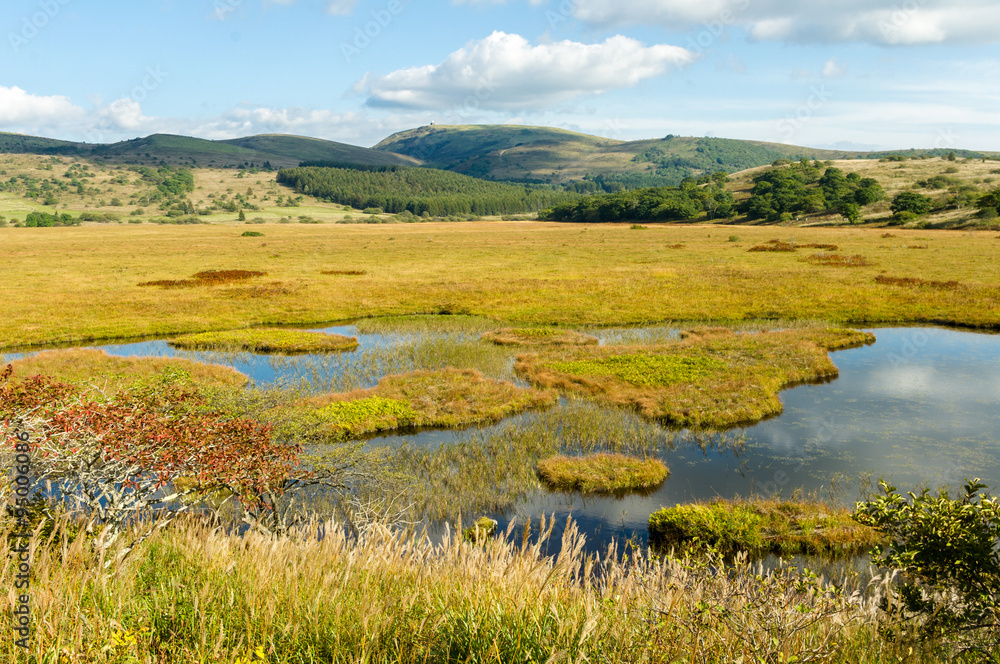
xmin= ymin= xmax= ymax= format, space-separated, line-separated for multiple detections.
xmin=0 ymin=132 xmax=419 ymax=169
xmin=374 ymin=125 xmax=995 ymax=187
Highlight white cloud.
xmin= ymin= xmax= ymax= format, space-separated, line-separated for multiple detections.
xmin=571 ymin=0 xmax=1000 ymax=45
xmin=361 ymin=31 xmax=692 ymax=110
xmin=822 ymin=59 xmax=846 ymax=78
xmin=0 ymin=86 xmax=85 ymax=128
xmin=326 ymin=0 xmax=358 ymax=15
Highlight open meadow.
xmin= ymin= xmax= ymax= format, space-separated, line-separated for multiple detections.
xmin=0 ymin=221 xmax=998 ymax=348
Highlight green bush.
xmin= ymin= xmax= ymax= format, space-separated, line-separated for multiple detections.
xmin=241 ymin=231 xmax=264 ymax=237
xmin=854 ymin=479 xmax=1000 ymax=655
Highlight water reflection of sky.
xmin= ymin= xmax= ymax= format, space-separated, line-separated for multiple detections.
xmin=5 ymin=325 xmax=1000 ymax=554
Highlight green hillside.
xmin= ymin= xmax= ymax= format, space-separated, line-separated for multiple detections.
xmin=375 ymin=125 xmax=998 ymax=189
xmin=219 ymin=134 xmax=421 ymax=168
xmin=0 ymin=132 xmax=418 ymax=170
xmin=0 ymin=132 xmax=87 ymax=155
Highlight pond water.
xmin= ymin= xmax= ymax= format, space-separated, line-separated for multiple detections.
xmin=6 ymin=324 xmax=1000 ymax=557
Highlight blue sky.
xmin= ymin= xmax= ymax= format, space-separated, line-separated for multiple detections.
xmin=2 ymin=0 xmax=998 ymax=150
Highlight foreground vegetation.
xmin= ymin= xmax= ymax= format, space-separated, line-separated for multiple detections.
xmin=3 ymin=223 xmax=1000 ymax=348
xmin=517 ymin=327 xmax=875 ymax=428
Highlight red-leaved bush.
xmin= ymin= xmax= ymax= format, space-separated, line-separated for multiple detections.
xmin=1 ymin=364 xmax=332 ymax=557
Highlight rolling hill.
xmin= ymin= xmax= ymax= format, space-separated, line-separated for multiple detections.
xmin=374 ymin=124 xmax=995 ymax=188
xmin=0 ymin=132 xmax=419 ymax=169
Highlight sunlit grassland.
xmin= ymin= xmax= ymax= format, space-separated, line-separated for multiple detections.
xmin=169 ymin=327 xmax=358 ymax=353
xmin=3 ymin=222 xmax=1000 ymax=349
xmin=648 ymin=497 xmax=882 ymax=557
xmin=516 ymin=327 xmax=874 ymax=428
xmin=0 ymin=512 xmax=956 ymax=664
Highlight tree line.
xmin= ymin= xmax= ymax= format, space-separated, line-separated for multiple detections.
xmin=539 ymin=173 xmax=735 ymax=222
xmin=277 ymin=166 xmax=580 ymax=216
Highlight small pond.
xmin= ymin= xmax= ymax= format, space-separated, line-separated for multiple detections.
xmin=5 ymin=324 xmax=1000 ymax=558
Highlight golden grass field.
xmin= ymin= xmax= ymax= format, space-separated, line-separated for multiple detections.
xmin=1 ymin=221 xmax=998 ymax=349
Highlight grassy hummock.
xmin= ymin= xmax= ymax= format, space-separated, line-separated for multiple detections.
xmin=481 ymin=327 xmax=599 ymax=347
xmin=462 ymin=517 xmax=498 ymax=542
xmin=536 ymin=453 xmax=668 ymax=495
xmin=648 ymin=498 xmax=881 ymax=557
xmin=307 ymin=368 xmax=556 ymax=440
xmin=169 ymin=328 xmax=359 ymax=354
xmin=516 ymin=327 xmax=875 ymax=429
xmin=8 ymin=348 xmax=247 ymax=391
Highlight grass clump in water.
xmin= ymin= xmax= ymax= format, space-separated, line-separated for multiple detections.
xmin=648 ymin=497 xmax=881 ymax=557
xmin=307 ymin=367 xmax=556 ymax=440
xmin=482 ymin=327 xmax=599 ymax=347
xmin=536 ymin=452 xmax=668 ymax=495
xmin=518 ymin=327 xmax=875 ymax=428
xmin=169 ymin=328 xmax=359 ymax=354
xmin=462 ymin=516 xmax=498 ymax=542
xmin=8 ymin=348 xmax=247 ymax=392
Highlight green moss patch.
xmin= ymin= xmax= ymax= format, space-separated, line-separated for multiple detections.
xmin=517 ymin=327 xmax=875 ymax=429
xmin=648 ymin=498 xmax=880 ymax=557
xmin=536 ymin=453 xmax=668 ymax=495
xmin=307 ymin=368 xmax=556 ymax=441
xmin=169 ymin=328 xmax=359 ymax=354
xmin=549 ymin=354 xmax=725 ymax=387
xmin=481 ymin=327 xmax=598 ymax=347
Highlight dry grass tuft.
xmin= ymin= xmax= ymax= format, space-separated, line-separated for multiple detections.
xmin=516 ymin=327 xmax=875 ymax=428
xmin=139 ymin=269 xmax=266 ymax=288
xmin=321 ymin=269 xmax=367 ymax=275
xmin=536 ymin=452 xmax=668 ymax=494
xmin=882 ymin=232 xmax=897 ymax=238
xmin=798 ymin=243 xmax=839 ymax=250
xmin=803 ymin=253 xmax=874 ymax=267
xmin=749 ymin=240 xmax=797 ymax=252
xmin=875 ymin=275 xmax=962 ymax=290
xmin=664 ymin=243 xmax=685 ymax=249
xmin=482 ymin=327 xmax=599 ymax=347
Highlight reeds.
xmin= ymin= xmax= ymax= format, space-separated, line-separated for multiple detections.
xmin=0 ymin=510 xmax=948 ymax=663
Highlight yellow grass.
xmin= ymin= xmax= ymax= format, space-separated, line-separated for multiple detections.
xmin=6 ymin=348 xmax=247 ymax=391
xmin=536 ymin=452 xmax=669 ymax=494
xmin=1 ymin=222 xmax=999 ymax=349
